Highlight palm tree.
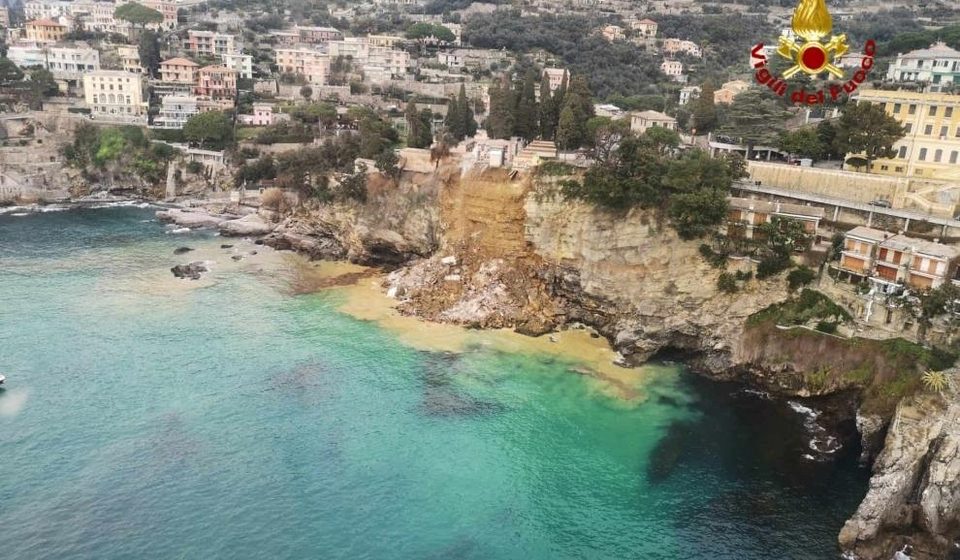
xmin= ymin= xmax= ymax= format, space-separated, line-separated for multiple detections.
xmin=921 ymin=370 xmax=949 ymax=394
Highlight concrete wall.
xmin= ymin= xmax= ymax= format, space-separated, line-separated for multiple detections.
xmin=747 ymin=161 xmax=910 ymax=206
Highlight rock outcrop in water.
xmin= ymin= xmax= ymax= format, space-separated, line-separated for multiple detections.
xmin=839 ymin=383 xmax=960 ymax=560
xmin=171 ymin=261 xmax=207 ymax=280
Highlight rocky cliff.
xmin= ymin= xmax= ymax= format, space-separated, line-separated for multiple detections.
xmin=840 ymin=381 xmax=960 ymax=560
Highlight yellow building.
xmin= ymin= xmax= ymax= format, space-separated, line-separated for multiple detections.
xmin=851 ymin=89 xmax=960 ymax=180
xmin=25 ymin=19 xmax=67 ymax=44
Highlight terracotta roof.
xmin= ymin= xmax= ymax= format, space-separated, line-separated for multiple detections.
xmin=199 ymin=65 xmax=237 ymax=73
xmin=161 ymin=57 xmax=199 ymax=67
xmin=633 ymin=110 xmax=676 ymax=122
xmin=900 ymin=41 xmax=960 ymax=59
xmin=639 ymin=18 xmax=657 ymax=24
xmin=28 ymin=18 xmax=65 ymax=27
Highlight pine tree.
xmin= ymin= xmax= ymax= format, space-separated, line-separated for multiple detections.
xmin=565 ymin=75 xmax=595 ymax=122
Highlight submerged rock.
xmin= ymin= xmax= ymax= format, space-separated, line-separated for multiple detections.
xmin=171 ymin=261 xmax=207 ymax=280
xmin=173 ymin=246 xmax=193 ymax=255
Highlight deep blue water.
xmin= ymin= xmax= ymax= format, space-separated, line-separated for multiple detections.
xmin=0 ymin=206 xmax=869 ymax=559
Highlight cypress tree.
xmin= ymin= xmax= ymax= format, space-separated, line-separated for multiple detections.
xmin=539 ymin=73 xmax=555 ymax=140
xmin=513 ymin=70 xmax=539 ymax=141
xmin=417 ymin=109 xmax=434 ymax=148
xmin=405 ymin=99 xmax=423 ymax=147
xmin=444 ymin=93 xmax=464 ymax=140
xmin=458 ymin=84 xmax=477 ymax=138
xmin=486 ymin=79 xmax=514 ymax=139
xmin=555 ymin=104 xmax=580 ymax=150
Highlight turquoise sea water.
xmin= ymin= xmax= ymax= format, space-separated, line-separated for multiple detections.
xmin=0 ymin=207 xmax=869 ymax=559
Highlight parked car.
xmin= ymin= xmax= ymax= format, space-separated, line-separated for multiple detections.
xmin=868 ymin=199 xmax=892 ymax=208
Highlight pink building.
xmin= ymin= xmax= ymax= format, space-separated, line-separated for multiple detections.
xmin=194 ymin=65 xmax=238 ymax=100
xmin=239 ymin=103 xmax=279 ymax=126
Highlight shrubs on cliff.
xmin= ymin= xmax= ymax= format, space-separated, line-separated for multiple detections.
xmin=62 ymin=123 xmax=176 ymax=186
xmin=560 ymin=132 xmax=741 ymax=239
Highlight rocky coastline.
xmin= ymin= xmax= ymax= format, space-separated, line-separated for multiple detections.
xmin=33 ymin=172 xmax=957 ymax=560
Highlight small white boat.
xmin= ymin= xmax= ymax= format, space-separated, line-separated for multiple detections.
xmin=0 ymin=374 xmax=5 ymax=386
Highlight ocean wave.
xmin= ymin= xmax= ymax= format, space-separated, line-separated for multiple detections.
xmin=788 ymin=400 xmax=842 ymax=456
xmin=166 ymin=227 xmax=191 ymax=234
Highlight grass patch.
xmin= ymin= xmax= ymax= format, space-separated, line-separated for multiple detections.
xmin=747 ymin=289 xmax=852 ymax=327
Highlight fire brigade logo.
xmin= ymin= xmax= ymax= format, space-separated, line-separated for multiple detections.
xmin=778 ymin=0 xmax=847 ymax=79
xmin=751 ymin=0 xmax=876 ymax=105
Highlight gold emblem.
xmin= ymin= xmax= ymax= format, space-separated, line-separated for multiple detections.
xmin=777 ymin=0 xmax=848 ymax=78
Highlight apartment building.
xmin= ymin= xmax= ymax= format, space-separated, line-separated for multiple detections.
xmin=679 ymin=85 xmax=700 ymax=105
xmin=838 ymin=226 xmax=960 ymax=291
xmin=25 ymin=19 xmax=67 ymax=44
xmin=7 ymin=43 xmax=48 ymax=68
xmin=601 ymin=25 xmax=625 ymax=42
xmin=851 ymin=89 xmax=960 ymax=179
xmin=714 ymin=79 xmax=751 ymax=104
xmin=725 ymin=197 xmax=826 ymax=240
xmin=630 ymin=110 xmax=678 ymax=134
xmin=194 ymin=65 xmax=237 ymax=100
xmin=886 ymin=42 xmax=960 ymax=91
xmin=46 ymin=44 xmax=100 ymax=79
xmin=117 ymin=45 xmax=142 ymax=74
xmin=631 ymin=18 xmax=658 ymax=38
xmin=542 ymin=68 xmax=568 ymax=92
xmin=275 ymin=47 xmax=330 ymax=84
xmin=660 ymin=59 xmax=684 ymax=81
xmin=184 ymin=30 xmax=239 ymax=57
xmin=159 ymin=58 xmax=199 ymax=83
xmin=83 ymin=70 xmax=147 ymax=122
xmin=662 ymin=38 xmax=702 ymax=58
xmin=296 ymin=26 xmax=343 ymax=43
xmin=327 ymin=37 xmax=409 ymax=79
xmin=220 ymin=53 xmax=253 ymax=79
xmin=153 ymin=95 xmax=199 ymax=129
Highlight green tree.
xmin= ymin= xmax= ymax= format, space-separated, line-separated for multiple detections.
xmin=338 ymin=164 xmax=368 ymax=202
xmin=663 ymin=150 xmax=733 ymax=239
xmin=485 ymin=79 xmax=514 ymax=139
xmin=375 ymin=149 xmax=401 ymax=179
xmin=138 ymin=30 xmax=161 ymax=77
xmin=816 ymin=120 xmax=841 ymax=159
xmin=833 ymin=101 xmax=906 ymax=173
xmin=0 ymin=57 xmax=23 ymax=85
xmin=406 ymin=23 xmax=455 ymax=43
xmin=405 ymin=100 xmax=427 ymax=148
xmin=183 ymin=111 xmax=234 ymax=150
xmin=718 ymin=89 xmax=792 ymax=159
xmin=555 ymin=104 xmax=582 ymax=150
xmin=114 ymin=2 xmax=163 ymax=28
xmin=513 ymin=70 xmax=539 ymax=141
xmin=778 ymin=128 xmax=823 ymax=160
xmin=300 ymin=85 xmax=313 ymax=100
xmin=28 ymin=68 xmax=58 ymax=97
xmin=538 ymin=73 xmax=556 ymax=140
xmin=690 ymin=80 xmax=717 ymax=133
xmin=443 ymin=92 xmax=464 ymax=140
xmin=458 ymin=83 xmax=476 ymax=139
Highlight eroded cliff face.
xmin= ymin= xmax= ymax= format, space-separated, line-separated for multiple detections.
xmin=264 ymin=164 xmax=453 ymax=266
xmin=840 ymin=387 xmax=960 ymax=560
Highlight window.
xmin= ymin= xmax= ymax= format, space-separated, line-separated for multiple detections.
xmin=919 ymin=148 xmax=927 ymax=161
xmin=941 ymin=126 xmax=948 ymax=137
xmin=909 ymin=104 xmax=917 ymax=114
xmin=893 ymin=103 xmax=902 ymax=113
xmin=898 ymin=146 xmax=908 ymax=158
xmin=905 ymin=123 xmax=913 ymax=133
xmin=930 ymin=106 xmax=938 ymax=116
xmin=935 ymin=149 xmax=943 ymax=162
xmin=896 ymin=166 xmax=904 ymax=172
xmin=881 ymin=165 xmax=889 ymax=171
xmin=947 ymin=107 xmax=954 ymax=118
xmin=925 ymin=124 xmax=933 ymax=135
xmin=951 ymin=151 xmax=958 ymax=164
